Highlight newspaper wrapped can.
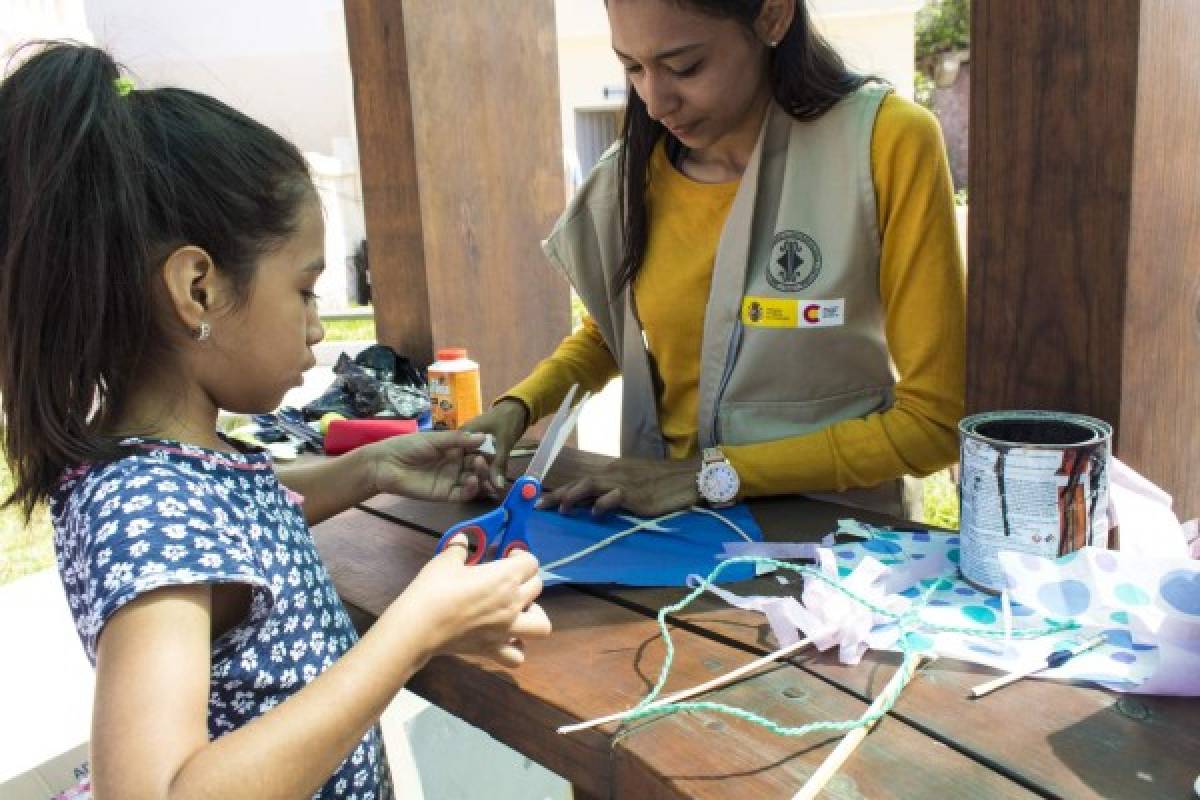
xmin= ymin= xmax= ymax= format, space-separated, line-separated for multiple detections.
xmin=958 ymin=410 xmax=1113 ymax=592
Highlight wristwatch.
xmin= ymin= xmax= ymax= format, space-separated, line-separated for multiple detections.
xmin=696 ymin=447 xmax=739 ymax=508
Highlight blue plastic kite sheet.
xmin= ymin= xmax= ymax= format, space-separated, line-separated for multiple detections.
xmin=525 ymin=504 xmax=763 ymax=587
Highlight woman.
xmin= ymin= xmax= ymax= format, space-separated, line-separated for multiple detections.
xmin=468 ymin=0 xmax=965 ymax=519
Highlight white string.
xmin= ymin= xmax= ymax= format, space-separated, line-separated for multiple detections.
xmin=539 ymin=506 xmax=754 ymax=572
xmin=540 ymin=511 xmax=688 ymax=572
xmin=689 ymin=505 xmax=755 ymax=542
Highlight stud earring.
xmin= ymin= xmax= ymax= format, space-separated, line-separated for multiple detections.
xmin=768 ymin=40 xmax=777 ymax=48
xmin=195 ymin=321 xmax=211 ymax=342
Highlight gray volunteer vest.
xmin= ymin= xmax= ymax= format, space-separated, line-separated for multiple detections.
xmin=543 ymin=85 xmax=918 ymax=517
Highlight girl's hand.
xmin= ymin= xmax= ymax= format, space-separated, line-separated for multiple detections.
xmin=365 ymin=430 xmax=490 ymax=502
xmin=398 ymin=536 xmax=551 ymax=667
xmin=461 ymin=399 xmax=530 ymax=496
xmin=538 ymin=456 xmax=702 ymax=517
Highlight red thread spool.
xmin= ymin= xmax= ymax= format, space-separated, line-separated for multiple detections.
xmin=324 ymin=419 xmax=418 ymax=455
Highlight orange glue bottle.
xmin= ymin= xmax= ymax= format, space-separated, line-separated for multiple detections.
xmin=427 ymin=347 xmax=482 ymax=429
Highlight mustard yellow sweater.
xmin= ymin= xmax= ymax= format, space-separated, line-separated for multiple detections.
xmin=506 ymin=95 xmax=966 ymax=496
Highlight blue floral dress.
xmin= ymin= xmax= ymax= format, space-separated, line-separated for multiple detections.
xmin=50 ymin=437 xmax=392 ymax=799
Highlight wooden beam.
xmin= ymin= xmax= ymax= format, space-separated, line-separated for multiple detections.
xmin=343 ymin=0 xmax=570 ymax=406
xmin=343 ymin=0 xmax=432 ymax=362
xmin=1119 ymin=1 xmax=1200 ymax=522
xmin=968 ymin=0 xmax=1200 ymax=518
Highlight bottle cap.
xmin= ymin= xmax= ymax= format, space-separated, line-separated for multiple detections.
xmin=436 ymin=347 xmax=469 ymax=361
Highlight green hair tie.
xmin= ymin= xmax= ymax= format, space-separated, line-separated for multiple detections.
xmin=114 ymin=77 xmax=135 ymax=97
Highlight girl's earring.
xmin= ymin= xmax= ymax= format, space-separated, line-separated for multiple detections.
xmin=768 ymin=40 xmax=777 ymax=48
xmin=195 ymin=321 xmax=211 ymax=342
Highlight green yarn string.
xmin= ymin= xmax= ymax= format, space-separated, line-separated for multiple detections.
xmin=622 ymin=556 xmax=1079 ymax=736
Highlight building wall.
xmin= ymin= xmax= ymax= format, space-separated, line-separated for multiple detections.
xmin=817 ymin=6 xmax=919 ymax=99
xmin=81 ymin=0 xmax=356 ymax=156
xmin=0 ymin=0 xmax=92 ymax=53
xmin=80 ymin=0 xmax=364 ymax=308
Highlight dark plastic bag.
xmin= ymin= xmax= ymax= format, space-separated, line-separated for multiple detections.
xmin=302 ymin=345 xmax=430 ymax=421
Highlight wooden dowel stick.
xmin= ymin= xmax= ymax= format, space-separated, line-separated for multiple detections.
xmin=792 ymin=655 xmax=928 ymax=800
xmin=792 ymin=724 xmax=872 ymax=800
xmin=970 ymin=633 xmax=1107 ymax=699
xmin=558 ymin=637 xmax=813 ymax=735
xmin=970 ymin=668 xmax=1032 ymax=698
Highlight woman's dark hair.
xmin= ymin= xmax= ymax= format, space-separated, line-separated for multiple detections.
xmin=0 ymin=42 xmax=313 ymax=515
xmin=614 ymin=0 xmax=874 ymax=292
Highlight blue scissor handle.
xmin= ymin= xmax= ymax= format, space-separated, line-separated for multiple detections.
xmin=493 ymin=475 xmax=542 ymax=559
xmin=436 ymin=475 xmax=543 ymax=564
xmin=436 ymin=506 xmax=507 ymax=565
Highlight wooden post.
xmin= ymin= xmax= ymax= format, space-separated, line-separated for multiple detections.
xmin=343 ymin=0 xmax=570 ymax=407
xmin=968 ymin=0 xmax=1200 ymax=518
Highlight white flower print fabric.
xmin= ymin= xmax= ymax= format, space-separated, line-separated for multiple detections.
xmin=50 ymin=437 xmax=391 ymax=799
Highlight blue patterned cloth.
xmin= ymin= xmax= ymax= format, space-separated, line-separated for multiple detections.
xmin=51 ymin=437 xmax=392 ymax=799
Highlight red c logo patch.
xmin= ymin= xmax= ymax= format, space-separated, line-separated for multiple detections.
xmin=803 ymin=304 xmax=821 ymax=324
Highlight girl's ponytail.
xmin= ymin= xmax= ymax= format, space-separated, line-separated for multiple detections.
xmin=1 ymin=42 xmax=313 ymax=516
xmin=0 ymin=43 xmax=154 ymax=517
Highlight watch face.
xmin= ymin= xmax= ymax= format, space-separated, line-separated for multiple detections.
xmin=699 ymin=463 xmax=739 ymax=504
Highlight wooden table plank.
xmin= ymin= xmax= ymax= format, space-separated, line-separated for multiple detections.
xmin=356 ymin=446 xmax=1200 ymax=799
xmin=314 ymin=508 xmax=1037 ymax=799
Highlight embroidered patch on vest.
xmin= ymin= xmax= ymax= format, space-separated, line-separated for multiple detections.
xmin=765 ymin=230 xmax=822 ymax=292
xmin=742 ymin=297 xmax=845 ymax=328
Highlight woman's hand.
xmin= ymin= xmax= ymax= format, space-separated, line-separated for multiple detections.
xmin=538 ymin=456 xmax=702 ymax=517
xmin=461 ymin=399 xmax=531 ymax=495
xmin=364 ymin=430 xmax=490 ymax=502
xmin=397 ymin=537 xmax=551 ymax=667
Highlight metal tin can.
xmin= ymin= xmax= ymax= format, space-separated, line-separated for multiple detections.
xmin=958 ymin=410 xmax=1113 ymax=592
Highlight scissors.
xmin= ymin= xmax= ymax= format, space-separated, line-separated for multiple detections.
xmin=436 ymin=384 xmax=589 ymax=564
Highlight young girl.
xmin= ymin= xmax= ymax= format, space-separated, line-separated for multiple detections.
xmin=0 ymin=43 xmax=550 ymax=799
xmin=468 ymin=0 xmax=966 ymax=521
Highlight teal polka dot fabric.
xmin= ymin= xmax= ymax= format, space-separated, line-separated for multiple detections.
xmin=830 ymin=524 xmax=1199 ymax=695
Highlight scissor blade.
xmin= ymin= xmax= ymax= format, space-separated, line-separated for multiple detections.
xmin=525 ymin=384 xmax=578 ymax=480
xmin=527 ymin=390 xmax=590 ymax=483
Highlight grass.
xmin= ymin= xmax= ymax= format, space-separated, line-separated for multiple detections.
xmin=0 ymin=469 xmax=53 ymax=586
xmin=321 ymin=317 xmax=376 ymax=342
xmin=922 ymin=468 xmax=960 ymax=529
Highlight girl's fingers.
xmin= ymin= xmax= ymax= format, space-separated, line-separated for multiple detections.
xmin=420 ymin=430 xmax=489 ymax=453
xmin=516 ymin=574 xmax=544 ymax=609
xmin=498 ymin=546 xmax=540 ymax=579
xmin=495 ymin=640 xmax=525 ymax=667
xmin=439 ymin=534 xmax=470 ymax=564
xmin=470 ymin=454 xmax=495 ymax=493
xmin=448 ymin=473 xmax=480 ymax=503
xmin=511 ymin=603 xmax=551 ymax=638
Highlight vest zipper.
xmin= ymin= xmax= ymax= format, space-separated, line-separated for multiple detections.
xmin=710 ymin=319 xmax=743 ymax=446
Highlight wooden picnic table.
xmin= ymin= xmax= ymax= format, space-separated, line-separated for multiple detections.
xmin=312 ymin=446 xmax=1200 ymax=799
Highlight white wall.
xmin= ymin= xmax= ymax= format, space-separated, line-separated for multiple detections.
xmin=554 ymin=0 xmax=625 ymax=177
xmin=80 ymin=0 xmax=364 ymax=308
xmin=814 ymin=2 xmax=921 ymax=99
xmin=1 ymin=0 xmax=92 ymax=53
xmin=81 ymin=0 xmax=356 ymax=155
